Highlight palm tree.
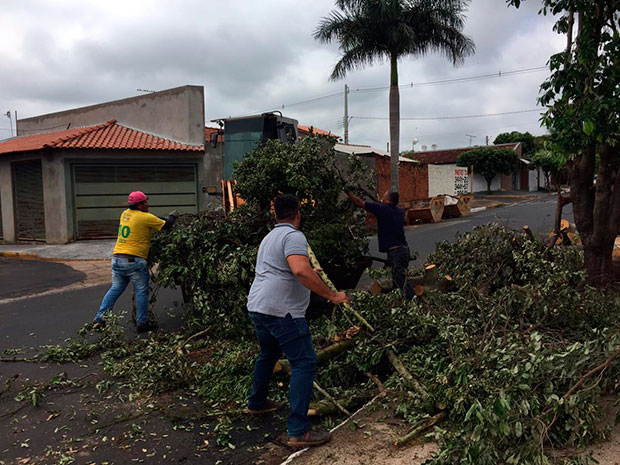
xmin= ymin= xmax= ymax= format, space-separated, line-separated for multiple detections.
xmin=314 ymin=0 xmax=475 ymax=193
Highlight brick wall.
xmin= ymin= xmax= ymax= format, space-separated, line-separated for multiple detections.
xmin=375 ymin=157 xmax=428 ymax=202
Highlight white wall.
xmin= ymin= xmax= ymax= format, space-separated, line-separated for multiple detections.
xmin=528 ymin=168 xmax=539 ymax=192
xmin=472 ymin=173 xmax=501 ymax=193
xmin=427 ymin=164 xmax=470 ymax=196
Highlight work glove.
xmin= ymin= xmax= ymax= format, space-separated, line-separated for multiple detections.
xmin=168 ymin=210 xmax=180 ymax=219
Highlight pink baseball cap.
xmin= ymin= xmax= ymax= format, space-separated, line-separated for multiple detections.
xmin=127 ymin=191 xmax=148 ymax=205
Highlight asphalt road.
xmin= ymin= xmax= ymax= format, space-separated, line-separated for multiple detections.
xmin=0 ymin=258 xmax=86 ymax=299
xmin=0 ymin=196 xmax=571 ymax=353
xmin=369 ymin=195 xmax=573 ymax=263
xmin=0 ymin=283 xmax=184 ymax=352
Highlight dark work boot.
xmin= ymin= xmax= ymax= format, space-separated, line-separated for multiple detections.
xmin=287 ymin=430 xmax=332 ymax=447
xmin=136 ymin=321 xmax=158 ymax=334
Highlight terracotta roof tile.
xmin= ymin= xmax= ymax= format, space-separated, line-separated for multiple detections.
xmin=297 ymin=125 xmax=339 ymax=138
xmin=405 ymin=143 xmax=519 ymax=165
xmin=204 ymin=126 xmax=224 ymax=143
xmin=0 ymin=120 xmax=204 ymax=155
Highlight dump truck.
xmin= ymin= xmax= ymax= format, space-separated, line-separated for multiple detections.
xmin=210 ymin=112 xmax=299 ymax=180
xmin=210 ymin=112 xmax=299 ymax=212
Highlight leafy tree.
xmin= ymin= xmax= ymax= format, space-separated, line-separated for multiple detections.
xmin=234 ymin=135 xmax=372 ymax=268
xmin=150 ymin=135 xmax=373 ymax=336
xmin=493 ymin=131 xmax=536 ymax=157
xmin=457 ymin=147 xmax=518 ymax=194
xmin=531 ymin=149 xmax=565 ymax=190
xmin=507 ymin=0 xmax=620 ymax=285
xmin=314 ymin=0 xmax=474 ymax=193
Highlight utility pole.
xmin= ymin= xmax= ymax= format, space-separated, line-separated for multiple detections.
xmin=343 ymin=84 xmax=349 ymax=144
xmin=486 ymin=135 xmax=489 ymax=145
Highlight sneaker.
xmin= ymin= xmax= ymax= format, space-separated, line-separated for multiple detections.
xmin=92 ymin=320 xmax=106 ymax=331
xmin=245 ymin=399 xmax=284 ymax=415
xmin=136 ymin=321 xmax=158 ymax=334
xmin=287 ymin=430 xmax=332 ymax=448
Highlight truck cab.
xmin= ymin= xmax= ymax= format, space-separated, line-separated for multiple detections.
xmin=211 ymin=112 xmax=298 ymax=180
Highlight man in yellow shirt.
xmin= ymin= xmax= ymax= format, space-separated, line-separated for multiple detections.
xmin=93 ymin=191 xmax=178 ymax=333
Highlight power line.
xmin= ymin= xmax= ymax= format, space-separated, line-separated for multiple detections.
xmin=231 ymin=65 xmax=548 ymax=117
xmin=351 ymin=66 xmax=548 ymax=93
xmin=351 ymin=109 xmax=542 ymax=121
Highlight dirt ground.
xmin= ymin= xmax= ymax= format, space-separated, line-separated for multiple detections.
xmin=277 ymin=398 xmax=438 ymax=465
xmin=2 ymin=354 xmax=619 ymax=465
xmin=282 ymin=397 xmax=620 ymax=465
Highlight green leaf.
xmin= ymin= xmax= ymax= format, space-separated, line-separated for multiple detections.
xmin=583 ymin=120 xmax=595 ymax=136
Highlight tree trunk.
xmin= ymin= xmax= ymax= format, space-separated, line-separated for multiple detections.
xmin=569 ymin=143 xmax=620 ymax=286
xmin=583 ymin=239 xmax=615 ymax=284
xmin=389 ymin=54 xmax=400 ymax=193
xmin=485 ymin=176 xmax=493 ymax=194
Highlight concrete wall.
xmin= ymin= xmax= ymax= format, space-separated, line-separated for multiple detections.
xmin=41 ymin=151 xmax=69 ymax=244
xmin=203 ymin=144 xmax=224 ymax=209
xmin=472 ymin=173 xmax=501 ymax=193
xmin=17 ymin=85 xmax=205 ymax=146
xmin=0 ymin=160 xmax=15 ymax=242
xmin=427 ymin=164 xmax=471 ymax=197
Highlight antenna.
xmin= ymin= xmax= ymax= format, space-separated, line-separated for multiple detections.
xmin=411 ymin=138 xmax=418 ymax=151
xmin=421 ymin=145 xmax=427 ymax=151
xmin=4 ymin=110 xmax=13 ymax=137
xmin=431 ymin=144 xmax=438 ymax=150
xmin=465 ymin=134 xmax=477 ymax=146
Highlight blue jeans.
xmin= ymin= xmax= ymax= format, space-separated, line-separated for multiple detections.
xmin=248 ymin=312 xmax=317 ymax=437
xmin=387 ymin=245 xmax=414 ymax=300
xmin=94 ymin=256 xmax=150 ymax=326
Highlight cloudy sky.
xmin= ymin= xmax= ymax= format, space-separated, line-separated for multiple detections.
xmin=0 ymin=0 xmax=564 ymax=150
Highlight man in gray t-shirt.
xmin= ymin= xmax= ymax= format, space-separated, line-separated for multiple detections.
xmin=246 ymin=194 xmax=348 ymax=448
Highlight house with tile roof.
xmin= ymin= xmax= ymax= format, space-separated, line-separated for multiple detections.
xmin=404 ymin=143 xmax=540 ymax=195
xmin=0 ymin=86 xmax=209 ymax=243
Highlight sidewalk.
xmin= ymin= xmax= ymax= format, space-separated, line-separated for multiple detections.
xmin=0 ymin=239 xmax=115 ymax=261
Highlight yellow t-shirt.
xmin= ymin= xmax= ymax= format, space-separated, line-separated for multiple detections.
xmin=113 ymin=209 xmax=166 ymax=259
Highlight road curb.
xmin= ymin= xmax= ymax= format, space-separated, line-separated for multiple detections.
xmin=478 ymin=194 xmax=540 ymax=200
xmin=470 ymin=202 xmax=504 ymax=213
xmin=0 ymin=251 xmax=110 ymax=262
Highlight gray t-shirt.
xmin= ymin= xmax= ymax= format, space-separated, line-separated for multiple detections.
xmin=247 ymin=223 xmax=310 ymax=318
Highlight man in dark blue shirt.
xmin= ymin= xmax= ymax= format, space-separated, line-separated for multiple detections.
xmin=346 ymin=190 xmax=414 ymax=299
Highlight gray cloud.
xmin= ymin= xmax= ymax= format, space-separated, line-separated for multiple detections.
xmin=0 ymin=0 xmax=564 ymax=148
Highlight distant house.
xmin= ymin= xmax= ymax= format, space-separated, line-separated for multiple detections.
xmin=0 ymin=86 xmax=209 ymax=244
xmin=405 ymin=143 xmax=539 ymax=195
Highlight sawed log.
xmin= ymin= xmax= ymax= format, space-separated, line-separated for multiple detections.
xmin=307 ymin=246 xmax=428 ymax=401
xmin=273 ymin=339 xmax=354 ymax=374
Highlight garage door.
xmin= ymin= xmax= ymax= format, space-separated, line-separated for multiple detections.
xmin=13 ymin=160 xmax=46 ymax=241
xmin=0 ymin=187 xmax=3 ymax=239
xmin=73 ymin=164 xmax=198 ymax=239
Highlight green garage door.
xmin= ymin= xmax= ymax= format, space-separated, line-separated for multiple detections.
xmin=73 ymin=164 xmax=198 ymax=239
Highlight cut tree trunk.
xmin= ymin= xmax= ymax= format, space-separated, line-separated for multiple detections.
xmin=273 ymin=339 xmax=355 ymax=374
